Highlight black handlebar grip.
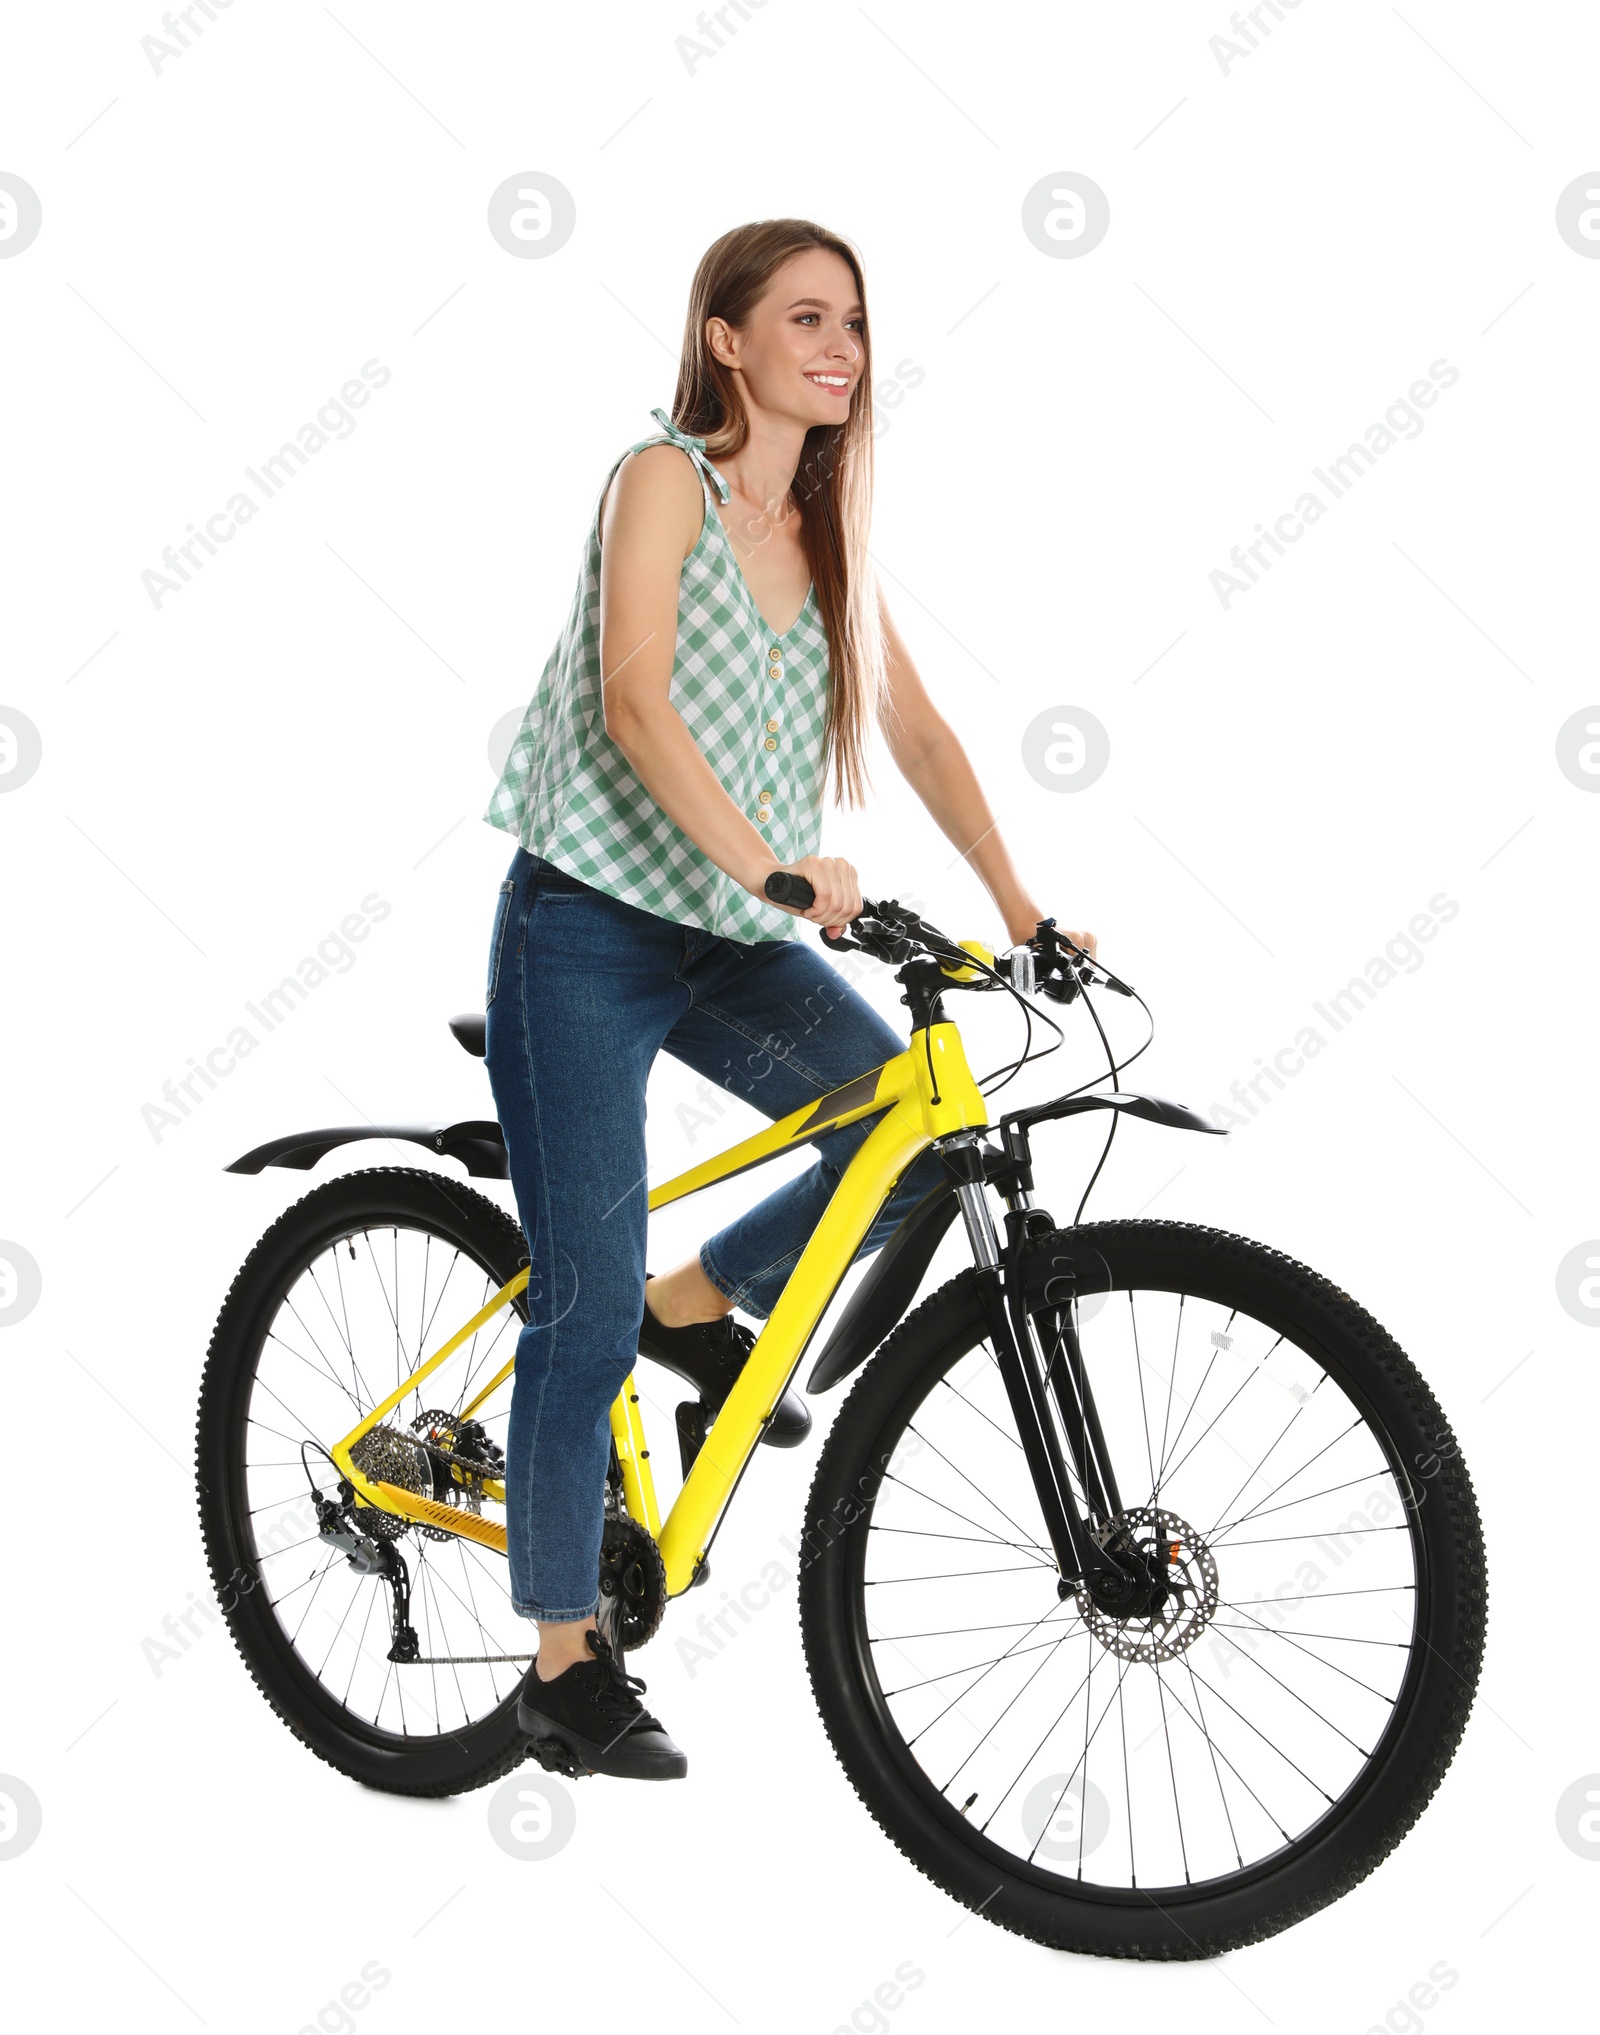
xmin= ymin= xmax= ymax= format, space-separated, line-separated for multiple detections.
xmin=764 ymin=870 xmax=816 ymax=909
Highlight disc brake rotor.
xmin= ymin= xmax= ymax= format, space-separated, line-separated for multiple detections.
xmin=1075 ymin=1507 xmax=1219 ymax=1664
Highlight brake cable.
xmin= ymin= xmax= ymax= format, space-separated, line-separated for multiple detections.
xmin=844 ymin=901 xmax=1161 ymax=1224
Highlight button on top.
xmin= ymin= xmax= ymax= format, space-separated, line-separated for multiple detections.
xmin=765 ymin=717 xmax=780 ymax=732
xmin=759 ymin=788 xmax=772 ymax=800
xmin=768 ymin=646 xmax=782 ymax=664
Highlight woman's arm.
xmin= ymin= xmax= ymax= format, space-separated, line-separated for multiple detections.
xmin=597 ymin=448 xmax=862 ymax=932
xmin=878 ymin=591 xmax=1095 ymax=955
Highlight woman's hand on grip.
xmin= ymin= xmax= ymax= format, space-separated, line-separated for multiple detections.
xmin=761 ymin=855 xmax=863 ymax=938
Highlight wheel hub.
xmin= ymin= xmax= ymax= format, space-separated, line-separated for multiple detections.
xmin=1075 ymin=1507 xmax=1219 ymax=1663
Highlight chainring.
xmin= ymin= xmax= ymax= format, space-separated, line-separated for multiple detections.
xmin=597 ymin=1515 xmax=667 ymax=1654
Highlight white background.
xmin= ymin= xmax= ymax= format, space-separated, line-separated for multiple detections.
xmin=2 ymin=1 xmax=1594 ymax=2027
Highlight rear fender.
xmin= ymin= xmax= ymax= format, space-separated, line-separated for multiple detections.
xmin=225 ymin=1119 xmax=508 ymax=1179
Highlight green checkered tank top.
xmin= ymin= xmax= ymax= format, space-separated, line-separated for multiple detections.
xmin=482 ymin=408 xmax=830 ymax=941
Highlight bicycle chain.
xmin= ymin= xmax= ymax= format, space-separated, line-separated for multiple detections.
xmin=407 ymin=1409 xmax=506 ymax=1485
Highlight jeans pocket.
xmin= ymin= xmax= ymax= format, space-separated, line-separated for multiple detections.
xmin=486 ymin=877 xmax=516 ymax=1008
xmin=527 ymin=854 xmax=593 ymax=896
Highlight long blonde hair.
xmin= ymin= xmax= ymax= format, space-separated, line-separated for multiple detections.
xmin=667 ymin=218 xmax=887 ymax=809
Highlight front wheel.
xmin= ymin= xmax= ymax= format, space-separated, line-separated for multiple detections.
xmin=798 ymin=1220 xmax=1486 ymax=1958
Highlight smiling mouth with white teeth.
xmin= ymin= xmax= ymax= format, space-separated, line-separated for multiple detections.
xmin=804 ymin=372 xmax=851 ymax=394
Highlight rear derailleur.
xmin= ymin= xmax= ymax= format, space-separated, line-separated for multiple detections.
xmin=310 ymin=1480 xmax=420 ymax=1665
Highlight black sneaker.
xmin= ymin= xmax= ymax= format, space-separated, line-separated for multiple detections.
xmin=517 ymin=1629 xmax=688 ymax=1781
xmin=639 ymin=1279 xmax=812 ymax=1447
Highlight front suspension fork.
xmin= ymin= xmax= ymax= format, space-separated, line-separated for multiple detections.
xmin=947 ymin=1149 xmax=1134 ymax=1595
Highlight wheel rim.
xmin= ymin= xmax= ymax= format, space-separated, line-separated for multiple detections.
xmin=229 ymin=1214 xmax=529 ymax=1744
xmin=846 ymin=1273 xmax=1429 ymax=1900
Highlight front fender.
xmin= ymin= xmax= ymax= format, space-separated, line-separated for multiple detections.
xmin=225 ymin=1119 xmax=509 ymax=1179
xmin=806 ymin=1181 xmax=960 ymax=1393
xmin=1004 ymin=1089 xmax=1226 ymax=1138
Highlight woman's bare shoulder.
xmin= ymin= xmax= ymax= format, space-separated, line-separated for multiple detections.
xmin=600 ymin=441 xmax=705 ymax=561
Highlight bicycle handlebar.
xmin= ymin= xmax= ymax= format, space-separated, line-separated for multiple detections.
xmin=763 ymin=870 xmax=819 ymax=912
xmin=761 ymin=871 xmax=1130 ymax=1005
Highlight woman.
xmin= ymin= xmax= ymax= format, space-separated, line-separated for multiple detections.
xmin=481 ymin=217 xmax=1095 ymax=1781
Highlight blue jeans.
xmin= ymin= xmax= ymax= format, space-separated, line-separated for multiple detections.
xmin=482 ymin=848 xmax=947 ymax=1621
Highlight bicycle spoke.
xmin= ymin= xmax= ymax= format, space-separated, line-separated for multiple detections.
xmin=900 ymin=1603 xmax=1078 ymax=1743
xmin=1213 ymin=1603 xmax=1401 ymax=1701
xmin=1202 ymin=1417 xmax=1367 ymax=1545
xmin=936 ymin=1371 xmax=1025 ymax=1452
xmin=1207 ymin=1620 xmax=1409 ymax=1651
xmin=285 ymin=1556 xmax=341 ymax=1644
xmin=880 ymin=1469 xmax=1055 ymax=1566
xmin=1153 ymin=1662 xmax=1190 ymax=1882
xmin=1211 ymin=1523 xmax=1409 ymax=1548
xmin=937 ymin=1619 xmax=1087 ymax=1799
xmin=1182 ymin=1660 xmax=1340 ymax=1797
xmin=1206 ymin=1467 xmax=1400 ymax=1545
xmin=1150 ymin=1294 xmax=1185 ymax=1511
xmin=1184 ymin=1654 xmax=1243 ymax=1871
xmin=1003 ymin=1649 xmax=1132 ymax=1860
xmin=1151 ymin=1335 xmax=1282 ymax=1503
xmin=863 ymin=1564 xmax=1051 ymax=1585
xmin=1127 ymin=1293 xmax=1157 ymax=1509
xmin=869 ymin=1525 xmax=1050 ymax=1551
xmin=873 ymin=1616 xmax=1081 ymax=1642
xmin=902 ymin=1421 xmax=1049 ymax=1553
xmin=269 ymin=1309 xmax=367 ymax=1417
xmin=884 ymin=1626 xmax=1077 ymax=1702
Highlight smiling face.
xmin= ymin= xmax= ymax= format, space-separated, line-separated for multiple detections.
xmin=708 ymin=244 xmax=867 ymax=432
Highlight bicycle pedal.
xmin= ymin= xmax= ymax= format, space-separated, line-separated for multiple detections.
xmin=527 ymin=1735 xmax=592 ymax=1779
xmin=675 ymin=1398 xmax=710 ymax=1477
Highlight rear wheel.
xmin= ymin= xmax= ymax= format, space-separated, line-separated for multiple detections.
xmin=798 ymin=1220 xmax=1486 ymax=1957
xmin=196 ymin=1167 xmax=535 ymax=1795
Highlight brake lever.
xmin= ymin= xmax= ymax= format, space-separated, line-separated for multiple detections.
xmin=1027 ymin=917 xmax=1134 ymax=1001
xmin=822 ymin=904 xmax=911 ymax=963
xmin=1038 ymin=965 xmax=1084 ymax=1005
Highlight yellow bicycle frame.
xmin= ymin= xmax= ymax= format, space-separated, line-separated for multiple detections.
xmin=328 ymin=990 xmax=993 ymax=1597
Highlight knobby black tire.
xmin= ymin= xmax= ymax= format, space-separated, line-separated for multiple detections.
xmin=797 ymin=1219 xmax=1487 ymax=1959
xmin=195 ymin=1167 xmax=534 ymax=1796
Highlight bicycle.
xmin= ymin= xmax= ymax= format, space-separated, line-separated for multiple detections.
xmin=196 ymin=876 xmax=1485 ymax=1959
